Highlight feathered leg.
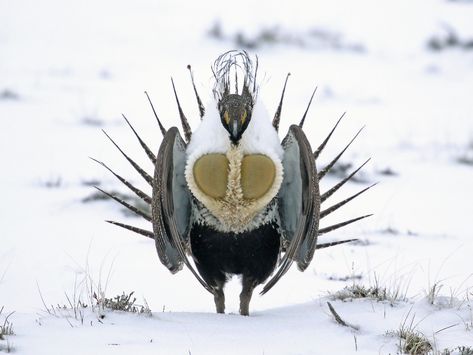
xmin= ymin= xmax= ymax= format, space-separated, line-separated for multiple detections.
xmin=239 ymin=276 xmax=257 ymax=316
xmin=213 ymin=280 xmax=225 ymax=314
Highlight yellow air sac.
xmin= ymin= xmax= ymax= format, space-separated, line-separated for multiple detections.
xmin=241 ymin=155 xmax=276 ymax=200
xmin=193 ymin=154 xmax=229 ymax=199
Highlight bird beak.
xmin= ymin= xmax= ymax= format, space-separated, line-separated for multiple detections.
xmin=231 ymin=119 xmax=239 ymax=140
xmin=222 ymin=108 xmax=248 ymax=144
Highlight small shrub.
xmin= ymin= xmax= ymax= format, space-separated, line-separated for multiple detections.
xmin=387 ymin=308 xmax=434 ymax=355
xmin=80 ymin=116 xmax=104 ymax=127
xmin=0 ymin=307 xmax=14 ymax=339
xmin=81 ymin=179 xmax=101 ymax=187
xmin=208 ymin=22 xmax=364 ymax=52
xmin=39 ymin=176 xmax=63 ymax=188
xmin=377 ymin=167 xmax=398 ymax=176
xmin=208 ymin=21 xmax=223 ymax=39
xmin=327 ymin=273 xmax=363 ymax=282
xmin=38 ymin=265 xmax=152 ymax=327
xmin=0 ymin=341 xmax=14 ymax=353
xmin=440 ymin=346 xmax=473 ymax=355
xmin=331 ymin=284 xmax=388 ymax=301
xmin=94 ymin=291 xmax=151 ymax=315
xmin=457 ymin=346 xmax=473 ymax=355
xmin=324 ymin=161 xmax=370 ymax=183
xmin=330 ymin=271 xmax=410 ymax=305
xmin=40 ymin=287 xmax=151 ymax=324
xmin=426 ymin=282 xmax=443 ymax=306
xmin=330 ymin=283 xmax=406 ymax=304
xmin=428 ymin=26 xmax=473 ymax=52
xmin=0 ymin=89 xmax=19 ymax=100
xmin=380 ymin=227 xmax=418 ymax=237
xmin=457 ymin=152 xmax=473 ymax=166
xmin=465 ymin=302 xmax=473 ymax=331
xmin=387 ymin=311 xmax=432 ymax=354
xmin=392 ymin=328 xmax=432 ymax=355
xmin=0 ymin=306 xmax=14 ymax=353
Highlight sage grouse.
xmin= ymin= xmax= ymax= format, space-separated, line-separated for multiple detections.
xmin=95 ymin=50 xmax=372 ymax=316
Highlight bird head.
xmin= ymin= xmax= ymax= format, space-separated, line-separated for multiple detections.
xmin=218 ymin=94 xmax=252 ymax=144
xmin=212 ymin=50 xmax=258 ymax=145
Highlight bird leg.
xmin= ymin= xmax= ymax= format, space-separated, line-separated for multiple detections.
xmin=213 ymin=281 xmax=225 ymax=314
xmin=239 ymin=276 xmax=257 ymax=316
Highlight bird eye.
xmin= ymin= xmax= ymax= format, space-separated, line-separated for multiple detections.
xmin=241 ymin=110 xmax=247 ymax=125
xmin=224 ymin=111 xmax=230 ymax=125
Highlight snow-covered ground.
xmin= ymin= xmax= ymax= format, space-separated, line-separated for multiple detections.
xmin=1 ymin=0 xmax=473 ymax=353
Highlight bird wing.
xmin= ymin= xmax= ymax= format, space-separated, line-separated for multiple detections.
xmin=261 ymin=124 xmax=321 ymax=294
xmin=152 ymin=127 xmax=214 ymax=293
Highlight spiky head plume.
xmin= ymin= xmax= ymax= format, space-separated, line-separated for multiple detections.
xmin=212 ymin=50 xmax=258 ymax=109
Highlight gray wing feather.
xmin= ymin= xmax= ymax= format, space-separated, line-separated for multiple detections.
xmin=261 ymin=125 xmax=320 ymax=294
xmin=152 ymin=127 xmax=214 ymax=293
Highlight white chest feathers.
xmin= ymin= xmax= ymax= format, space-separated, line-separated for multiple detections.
xmin=185 ymin=145 xmax=284 ymax=233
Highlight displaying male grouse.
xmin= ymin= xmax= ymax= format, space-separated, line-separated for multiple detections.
xmin=94 ymin=50 xmax=373 ymax=316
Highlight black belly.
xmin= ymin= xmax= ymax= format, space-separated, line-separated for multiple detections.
xmin=190 ymin=223 xmax=281 ymax=286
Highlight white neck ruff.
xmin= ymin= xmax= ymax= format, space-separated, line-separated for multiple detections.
xmin=185 ymin=98 xmax=284 ymax=233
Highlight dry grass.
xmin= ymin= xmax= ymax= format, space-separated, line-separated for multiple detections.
xmin=427 ymin=26 xmax=473 ymax=52
xmin=394 ymin=328 xmax=432 ymax=355
xmin=440 ymin=346 xmax=473 ymax=355
xmin=207 ymin=22 xmax=364 ymax=52
xmin=425 ymin=273 xmax=473 ymax=309
xmin=387 ymin=310 xmax=432 ymax=355
xmin=0 ymin=307 xmax=14 ymax=340
xmin=38 ymin=261 xmax=151 ymax=327
xmin=0 ymin=89 xmax=19 ymax=100
xmin=331 ymin=284 xmax=389 ymax=301
xmin=330 ymin=273 xmax=410 ymax=305
xmin=0 ymin=306 xmax=14 ymax=353
xmin=94 ymin=291 xmax=151 ymax=316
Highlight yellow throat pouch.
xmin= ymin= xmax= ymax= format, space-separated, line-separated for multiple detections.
xmin=193 ymin=153 xmax=275 ymax=201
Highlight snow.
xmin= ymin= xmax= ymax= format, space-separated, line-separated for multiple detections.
xmin=1 ymin=0 xmax=473 ymax=353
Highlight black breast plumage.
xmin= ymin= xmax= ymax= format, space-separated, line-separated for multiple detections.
xmin=190 ymin=222 xmax=280 ymax=286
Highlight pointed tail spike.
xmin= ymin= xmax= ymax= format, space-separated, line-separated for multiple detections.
xmin=313 ymin=112 xmax=346 ymax=160
xmin=102 ymin=129 xmax=153 ymax=186
xmin=89 ymin=157 xmax=152 ymax=205
xmin=320 ymin=183 xmax=377 ymax=219
xmin=144 ymin=91 xmax=167 ymax=136
xmin=122 ymin=114 xmax=156 ymax=165
xmin=316 ymin=239 xmax=358 ymax=250
xmin=272 ymin=73 xmax=291 ymax=132
xmin=321 ymin=158 xmax=371 ymax=203
xmin=317 ymin=126 xmax=365 ymax=181
xmin=187 ymin=65 xmax=205 ymax=119
xmin=299 ymin=86 xmax=317 ymax=128
xmin=171 ymin=78 xmax=192 ymax=143
xmin=106 ymin=220 xmax=154 ymax=239
xmin=318 ymin=214 xmax=373 ymax=236
xmin=94 ymin=186 xmax=152 ymax=222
